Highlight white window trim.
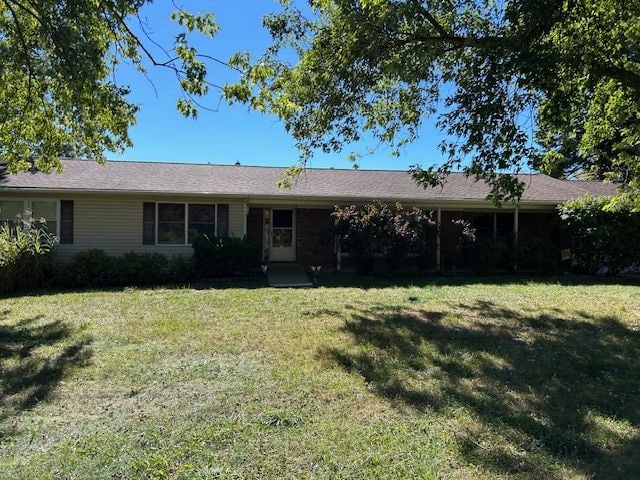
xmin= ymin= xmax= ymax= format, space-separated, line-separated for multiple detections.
xmin=155 ymin=202 xmax=217 ymax=246
xmin=0 ymin=197 xmax=60 ymax=237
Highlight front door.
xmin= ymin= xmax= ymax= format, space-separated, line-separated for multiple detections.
xmin=270 ymin=208 xmax=295 ymax=262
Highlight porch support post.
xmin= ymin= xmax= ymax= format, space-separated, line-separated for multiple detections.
xmin=493 ymin=212 xmax=497 ymax=240
xmin=513 ymin=205 xmax=519 ymax=271
xmin=513 ymin=205 xmax=519 ymax=244
xmin=436 ymin=207 xmax=442 ymax=271
xmin=336 ymin=236 xmax=341 ymax=272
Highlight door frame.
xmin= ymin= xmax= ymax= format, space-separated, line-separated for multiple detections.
xmin=268 ymin=207 xmax=296 ymax=262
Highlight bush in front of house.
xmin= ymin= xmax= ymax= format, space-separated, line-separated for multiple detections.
xmin=114 ymin=252 xmax=169 ymax=286
xmin=333 ymin=202 xmax=437 ymax=274
xmin=559 ymin=194 xmax=640 ymax=274
xmin=0 ymin=219 xmax=57 ymax=294
xmin=191 ymin=235 xmax=261 ymax=277
xmin=57 ymin=249 xmax=117 ymax=287
xmin=464 ymin=237 xmax=514 ymax=273
xmin=55 ymin=250 xmax=194 ymax=288
xmin=167 ymin=255 xmax=196 ymax=283
xmin=516 ymin=234 xmax=560 ymax=273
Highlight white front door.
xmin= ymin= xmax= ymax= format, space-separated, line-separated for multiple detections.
xmin=270 ymin=208 xmax=295 ymax=262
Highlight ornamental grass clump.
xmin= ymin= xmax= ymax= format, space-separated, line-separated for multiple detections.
xmin=0 ymin=216 xmax=57 ymax=294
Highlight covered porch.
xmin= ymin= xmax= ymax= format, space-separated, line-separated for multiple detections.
xmin=244 ymin=203 xmax=560 ymax=273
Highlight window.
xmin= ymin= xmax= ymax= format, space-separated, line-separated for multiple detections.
xmin=272 ymin=209 xmax=293 ymax=248
xmin=188 ymin=204 xmax=215 ymax=243
xmin=157 ymin=203 xmax=186 ymax=244
xmin=0 ymin=200 xmax=24 ymax=227
xmin=32 ymin=200 xmax=58 ymax=235
xmin=153 ymin=202 xmax=221 ymax=245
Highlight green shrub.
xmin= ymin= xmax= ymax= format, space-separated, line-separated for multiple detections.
xmin=0 ymin=220 xmax=57 ymax=294
xmin=57 ymin=249 xmax=116 ymax=288
xmin=168 ymin=255 xmax=197 ymax=283
xmin=464 ymin=238 xmax=514 ymax=274
xmin=559 ymin=194 xmax=640 ymax=274
xmin=56 ymin=250 xmax=186 ymax=288
xmin=192 ymin=236 xmax=261 ymax=277
xmin=516 ymin=235 xmax=560 ymax=272
xmin=333 ymin=202 xmax=437 ymax=274
xmin=115 ymin=252 xmax=168 ymax=286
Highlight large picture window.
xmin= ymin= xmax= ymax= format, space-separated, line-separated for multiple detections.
xmin=0 ymin=200 xmax=24 ymax=226
xmin=0 ymin=199 xmax=60 ymax=236
xmin=157 ymin=203 xmax=186 ymax=244
xmin=32 ymin=200 xmax=58 ymax=234
xmin=156 ymin=203 xmax=218 ymax=245
xmin=188 ymin=204 xmax=215 ymax=243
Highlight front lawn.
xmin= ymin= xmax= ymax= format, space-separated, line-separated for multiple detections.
xmin=1 ymin=277 xmax=639 ymax=479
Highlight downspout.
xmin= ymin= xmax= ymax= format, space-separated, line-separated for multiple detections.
xmin=242 ymin=199 xmax=248 ymax=237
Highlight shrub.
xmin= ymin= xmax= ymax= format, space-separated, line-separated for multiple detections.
xmin=192 ymin=236 xmax=261 ymax=277
xmin=56 ymin=250 xmax=182 ymax=288
xmin=0 ymin=219 xmax=57 ymax=294
xmin=559 ymin=194 xmax=640 ymax=274
xmin=168 ymin=255 xmax=197 ymax=283
xmin=464 ymin=238 xmax=514 ymax=274
xmin=333 ymin=202 xmax=437 ymax=274
xmin=115 ymin=252 xmax=168 ymax=286
xmin=57 ymin=249 xmax=116 ymax=288
xmin=516 ymin=235 xmax=560 ymax=272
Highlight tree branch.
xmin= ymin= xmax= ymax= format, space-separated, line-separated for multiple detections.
xmin=595 ymin=63 xmax=640 ymax=93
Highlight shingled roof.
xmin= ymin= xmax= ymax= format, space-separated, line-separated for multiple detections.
xmin=0 ymin=159 xmax=618 ymax=204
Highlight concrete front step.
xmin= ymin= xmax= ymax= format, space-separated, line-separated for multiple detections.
xmin=267 ymin=264 xmax=313 ymax=288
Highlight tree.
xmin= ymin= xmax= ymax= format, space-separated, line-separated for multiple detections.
xmin=224 ymin=0 xmax=640 ymax=202
xmin=0 ymin=0 xmax=219 ymax=174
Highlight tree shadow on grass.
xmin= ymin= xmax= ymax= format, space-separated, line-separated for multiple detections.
xmin=322 ymin=301 xmax=640 ymax=478
xmin=0 ymin=309 xmax=92 ymax=436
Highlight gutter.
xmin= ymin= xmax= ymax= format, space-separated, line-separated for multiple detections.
xmin=0 ymin=186 xmax=564 ymax=208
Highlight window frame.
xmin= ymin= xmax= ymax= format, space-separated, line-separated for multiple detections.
xmin=154 ymin=202 xmax=218 ymax=246
xmin=0 ymin=198 xmax=60 ymax=237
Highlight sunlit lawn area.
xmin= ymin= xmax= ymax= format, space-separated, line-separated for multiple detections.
xmin=1 ymin=276 xmax=639 ymax=479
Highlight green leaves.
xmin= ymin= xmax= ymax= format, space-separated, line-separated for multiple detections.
xmin=225 ymin=0 xmax=639 ymax=202
xmin=0 ymin=1 xmax=219 ymax=173
xmin=559 ymin=194 xmax=640 ymax=273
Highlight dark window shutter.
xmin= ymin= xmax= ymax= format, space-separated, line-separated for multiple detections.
xmin=60 ymin=200 xmax=74 ymax=244
xmin=143 ymin=202 xmax=156 ymax=244
xmin=217 ymin=204 xmax=229 ymax=237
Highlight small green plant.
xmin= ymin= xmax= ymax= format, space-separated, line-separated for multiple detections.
xmin=0 ymin=215 xmax=57 ymax=294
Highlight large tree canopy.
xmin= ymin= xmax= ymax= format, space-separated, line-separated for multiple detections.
xmin=0 ymin=0 xmax=218 ymax=174
xmin=224 ymin=0 xmax=640 ymax=202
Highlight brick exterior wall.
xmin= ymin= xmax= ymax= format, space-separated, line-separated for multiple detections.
xmin=295 ymin=208 xmax=336 ymax=269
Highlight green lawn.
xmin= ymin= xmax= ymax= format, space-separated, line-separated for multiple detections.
xmin=1 ymin=277 xmax=639 ymax=479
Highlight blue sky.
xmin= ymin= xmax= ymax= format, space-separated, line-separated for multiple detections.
xmin=110 ymin=1 xmax=447 ymax=171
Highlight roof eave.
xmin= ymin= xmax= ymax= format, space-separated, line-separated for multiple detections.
xmin=0 ymin=186 xmax=564 ymax=207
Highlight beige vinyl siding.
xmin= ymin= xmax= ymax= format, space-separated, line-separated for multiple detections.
xmin=0 ymin=192 xmax=246 ymax=262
